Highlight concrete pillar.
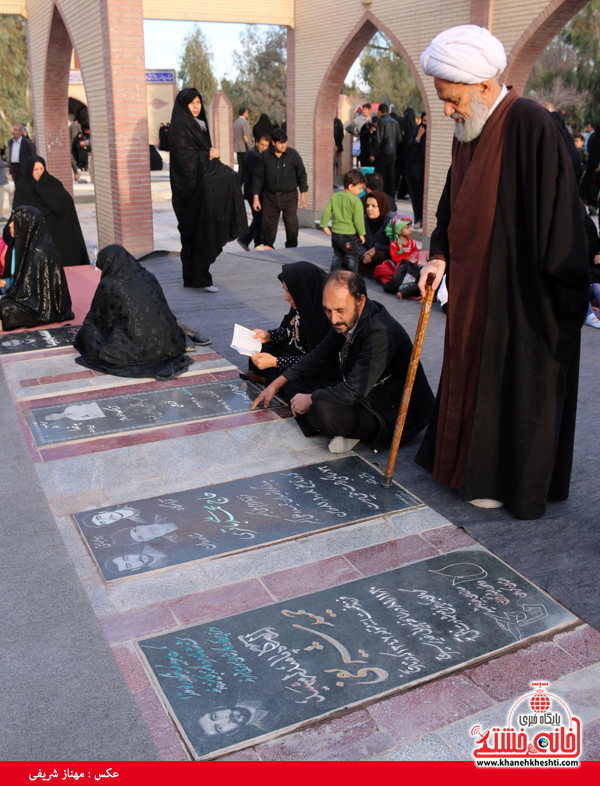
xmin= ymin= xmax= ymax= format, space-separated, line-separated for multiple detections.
xmin=207 ymin=93 xmax=234 ymax=169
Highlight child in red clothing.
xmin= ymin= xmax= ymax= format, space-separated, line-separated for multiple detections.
xmin=374 ymin=215 xmax=422 ymax=298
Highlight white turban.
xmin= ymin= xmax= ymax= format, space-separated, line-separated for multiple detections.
xmin=420 ymin=25 xmax=507 ymax=84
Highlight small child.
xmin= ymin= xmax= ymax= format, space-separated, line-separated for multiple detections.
xmin=374 ymin=215 xmax=421 ymax=299
xmin=320 ymin=168 xmax=366 ymax=273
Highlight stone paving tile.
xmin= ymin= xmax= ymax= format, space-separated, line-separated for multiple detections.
xmin=437 ymin=699 xmax=511 ymax=760
xmin=368 ymin=732 xmax=459 ymax=761
xmin=80 ymin=574 xmax=116 ymax=617
xmin=4 ymin=353 xmax=80 ymax=381
xmin=420 ymin=524 xmax=477 ymax=553
xmin=48 ymin=489 xmax=110 ymax=517
xmin=228 ymin=418 xmax=329 ymax=455
xmin=102 ymin=467 xmax=212 ymax=506
xmin=544 ymin=678 xmax=600 ymax=723
xmin=99 ymin=603 xmax=179 ymax=645
xmin=261 ymin=555 xmax=362 ymax=601
xmin=217 ymin=749 xmax=262 ymax=761
xmin=106 ymin=565 xmax=214 ymax=611
xmin=168 ymin=579 xmax=273 ymax=626
xmin=367 ymin=674 xmax=494 ymax=745
xmin=53 ymin=515 xmax=99 ymax=581
xmin=112 ymin=644 xmax=154 ymax=693
xmin=200 ymin=446 xmax=335 ymax=484
xmin=34 ymin=463 xmax=62 ymax=498
xmin=14 ymin=378 xmax=97 ymax=399
xmin=297 ymin=518 xmax=400 ymax=561
xmin=132 ymin=686 xmax=189 ymax=761
xmin=203 ymin=541 xmax=310 ymax=586
xmin=386 ymin=506 xmax=452 ymax=535
xmin=581 ymin=717 xmax=600 ymax=761
xmin=344 ymin=534 xmax=438 ymax=576
xmin=555 ymin=624 xmax=600 ymax=667
xmin=139 ymin=430 xmax=252 ymax=474
xmin=465 ymin=640 xmax=583 ymax=702
xmin=560 ymin=663 xmax=600 ymax=710
xmin=46 ymin=446 xmax=160 ymax=495
xmin=255 ymin=709 xmax=393 ymax=761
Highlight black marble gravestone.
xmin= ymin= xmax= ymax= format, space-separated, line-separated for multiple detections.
xmin=73 ymin=456 xmax=421 ymax=581
xmin=25 ymin=378 xmax=277 ymax=445
xmin=138 ymin=547 xmax=576 ymax=759
xmin=0 ymin=325 xmax=81 ymax=355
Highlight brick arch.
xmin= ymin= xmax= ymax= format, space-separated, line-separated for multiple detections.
xmin=504 ymin=0 xmax=589 ymax=93
xmin=312 ymin=11 xmax=431 ymax=215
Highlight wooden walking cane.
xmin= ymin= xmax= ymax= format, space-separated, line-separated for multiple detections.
xmin=381 ymin=272 xmax=436 ymax=489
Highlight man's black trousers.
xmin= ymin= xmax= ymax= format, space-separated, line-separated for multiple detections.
xmin=374 ymin=154 xmax=396 ymax=199
xmin=261 ymin=191 xmax=299 ymax=248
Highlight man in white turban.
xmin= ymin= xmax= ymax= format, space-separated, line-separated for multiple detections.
xmin=415 ymin=25 xmax=589 ymax=520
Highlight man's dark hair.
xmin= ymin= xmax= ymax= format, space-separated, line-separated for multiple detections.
xmin=111 ymin=527 xmax=137 ymax=546
xmin=343 ymin=168 xmax=366 ymax=188
xmin=257 ymin=134 xmax=271 ymax=144
xmin=366 ymin=172 xmax=384 ymax=191
xmin=379 ymin=103 xmax=389 ymax=114
xmin=324 ymin=270 xmax=367 ymax=300
xmin=362 ymin=103 xmax=371 ymax=110
xmin=272 ymin=128 xmax=288 ymax=143
xmin=239 ymin=107 xmax=246 ymax=116
xmin=196 ymin=706 xmax=252 ymax=738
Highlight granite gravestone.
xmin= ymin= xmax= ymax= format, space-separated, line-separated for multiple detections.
xmin=0 ymin=325 xmax=80 ymax=355
xmin=138 ymin=547 xmax=576 ymax=759
xmin=73 ymin=456 xmax=421 ymax=581
xmin=25 ymin=378 xmax=276 ymax=446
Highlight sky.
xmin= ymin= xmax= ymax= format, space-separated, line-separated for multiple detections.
xmin=143 ymin=20 xmax=363 ymax=85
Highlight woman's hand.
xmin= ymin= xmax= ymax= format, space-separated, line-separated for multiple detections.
xmin=252 ymin=329 xmax=270 ymax=343
xmin=209 ymin=147 xmax=220 ymax=160
xmin=251 ymin=352 xmax=277 ymax=370
xmin=363 ymin=248 xmax=376 ymax=264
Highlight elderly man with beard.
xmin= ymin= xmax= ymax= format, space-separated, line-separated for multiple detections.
xmin=415 ymin=26 xmax=589 ymax=520
xmin=252 ymin=270 xmax=433 ymax=454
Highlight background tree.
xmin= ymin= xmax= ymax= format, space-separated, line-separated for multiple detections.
xmin=221 ymin=26 xmax=287 ymax=126
xmin=350 ymin=33 xmax=425 ymax=114
xmin=0 ymin=15 xmax=34 ymax=144
xmin=177 ymin=26 xmax=218 ymax=103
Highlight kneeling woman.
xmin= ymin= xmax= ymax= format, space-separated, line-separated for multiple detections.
xmin=0 ymin=206 xmax=74 ymax=331
xmin=170 ymin=88 xmax=247 ymax=290
xmin=245 ymin=261 xmax=335 ymax=386
xmin=74 ymin=245 xmax=192 ymax=380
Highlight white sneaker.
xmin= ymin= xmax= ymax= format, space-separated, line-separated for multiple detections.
xmin=328 ymin=437 xmax=360 ymax=454
xmin=585 ymin=313 xmax=600 ymax=328
xmin=202 ymin=285 xmax=219 ymax=293
xmin=468 ymin=499 xmax=505 ymax=509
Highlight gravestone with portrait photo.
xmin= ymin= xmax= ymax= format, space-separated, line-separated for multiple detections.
xmin=138 ymin=546 xmax=576 ymax=759
xmin=24 ymin=378 xmax=277 ymax=445
xmin=0 ymin=324 xmax=81 ymax=355
xmin=73 ymin=456 xmax=421 ymax=581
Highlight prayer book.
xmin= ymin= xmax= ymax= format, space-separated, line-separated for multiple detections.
xmin=231 ymin=324 xmax=262 ymax=356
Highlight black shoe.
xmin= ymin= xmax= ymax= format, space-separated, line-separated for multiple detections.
xmin=179 ymin=323 xmax=211 ymax=346
xmin=237 ymin=238 xmax=250 ymax=252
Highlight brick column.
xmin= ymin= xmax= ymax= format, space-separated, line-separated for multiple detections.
xmin=470 ymin=0 xmax=493 ymax=28
xmin=96 ymin=0 xmax=153 ymax=256
xmin=44 ymin=6 xmax=73 ymax=196
xmin=286 ymin=26 xmax=296 ymax=147
xmin=207 ymin=93 xmax=234 ymax=169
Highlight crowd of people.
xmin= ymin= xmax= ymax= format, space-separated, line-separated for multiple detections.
xmin=0 ymin=22 xmax=597 ymax=522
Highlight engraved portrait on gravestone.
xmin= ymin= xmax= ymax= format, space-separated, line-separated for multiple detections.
xmin=195 ymin=703 xmax=269 ymax=740
xmin=110 ymin=519 xmax=179 ymax=546
xmin=104 ymin=544 xmax=167 ymax=575
xmin=45 ymin=402 xmax=106 ymax=421
xmin=81 ymin=506 xmax=143 ymax=527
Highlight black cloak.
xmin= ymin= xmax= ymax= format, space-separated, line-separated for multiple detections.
xmin=74 ymin=245 xmax=192 ymax=380
xmin=252 ymin=114 xmax=274 ymax=143
xmin=0 ymin=207 xmax=74 ymax=331
xmin=277 ymin=261 xmax=330 ymax=351
xmin=169 ymin=88 xmax=247 ymax=287
xmin=13 ymin=156 xmax=89 ymax=267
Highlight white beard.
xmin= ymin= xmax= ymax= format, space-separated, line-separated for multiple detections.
xmin=452 ymin=92 xmax=490 ymax=143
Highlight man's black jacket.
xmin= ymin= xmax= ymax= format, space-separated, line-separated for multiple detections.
xmin=284 ymin=298 xmax=434 ymax=448
xmin=373 ymin=114 xmax=402 ymax=158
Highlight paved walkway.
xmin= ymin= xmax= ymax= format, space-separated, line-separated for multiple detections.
xmin=1 ymin=199 xmax=599 ymax=762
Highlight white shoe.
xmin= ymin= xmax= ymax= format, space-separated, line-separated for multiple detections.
xmin=202 ymin=285 xmax=219 ymax=293
xmin=468 ymin=499 xmax=505 ymax=509
xmin=585 ymin=313 xmax=600 ymax=328
xmin=328 ymin=437 xmax=360 ymax=454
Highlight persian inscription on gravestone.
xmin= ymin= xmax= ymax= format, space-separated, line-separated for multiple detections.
xmin=0 ymin=325 xmax=80 ymax=355
xmin=138 ymin=547 xmax=576 ymax=760
xmin=24 ymin=378 xmax=277 ymax=446
xmin=73 ymin=456 xmax=421 ymax=581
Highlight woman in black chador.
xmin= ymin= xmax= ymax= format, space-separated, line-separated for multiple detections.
xmin=13 ymin=156 xmax=89 ymax=267
xmin=74 ymin=245 xmax=192 ymax=380
xmin=244 ymin=260 xmax=340 ymax=387
xmin=0 ymin=206 xmax=74 ymax=331
xmin=169 ymin=88 xmax=247 ymax=291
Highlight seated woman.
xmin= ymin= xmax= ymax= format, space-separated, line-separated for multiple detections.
xmin=13 ymin=156 xmax=89 ymax=267
xmin=74 ymin=245 xmax=193 ymax=380
xmin=358 ymin=191 xmax=394 ymax=277
xmin=244 ymin=261 xmax=332 ymax=386
xmin=375 ymin=215 xmax=422 ymax=299
xmin=0 ymin=207 xmax=74 ymax=331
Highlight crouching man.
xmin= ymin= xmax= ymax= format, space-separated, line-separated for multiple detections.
xmin=251 ymin=270 xmax=434 ymax=453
